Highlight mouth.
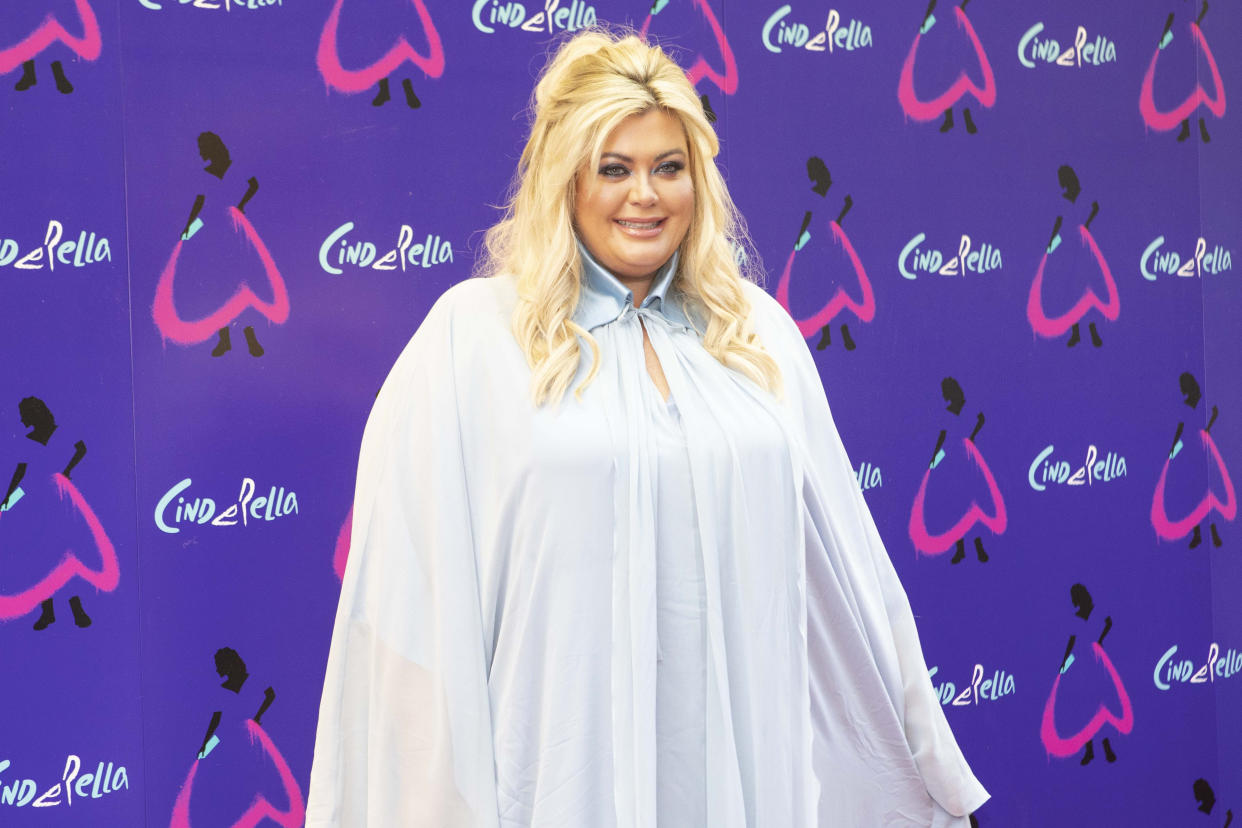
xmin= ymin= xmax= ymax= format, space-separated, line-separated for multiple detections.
xmin=614 ymin=218 xmax=665 ymax=236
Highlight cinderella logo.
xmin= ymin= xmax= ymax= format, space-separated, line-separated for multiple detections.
xmin=317 ymin=0 xmax=445 ymax=109
xmin=897 ymin=0 xmax=995 ymax=134
xmin=1 ymin=0 xmax=100 ymax=95
xmin=1151 ymin=372 xmax=1235 ymax=549
xmin=775 ymin=157 xmax=873 ymax=352
xmin=1139 ymin=2 xmax=1225 ymax=143
xmin=908 ymin=377 xmax=1006 ymax=565
xmin=1027 ymin=165 xmax=1118 ymax=348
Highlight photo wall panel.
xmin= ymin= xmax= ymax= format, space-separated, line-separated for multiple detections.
xmin=1 ymin=0 xmax=1238 ymax=825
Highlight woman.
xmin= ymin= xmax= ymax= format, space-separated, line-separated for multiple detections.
xmin=308 ymin=29 xmax=987 ymax=827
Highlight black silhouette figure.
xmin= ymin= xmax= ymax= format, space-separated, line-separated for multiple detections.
xmin=1194 ymin=778 xmax=1234 ymax=826
xmin=1057 ymin=584 xmax=1117 ymax=766
xmin=1168 ymin=372 xmax=1224 ymax=549
xmin=919 ymin=0 xmax=979 ymax=135
xmin=14 ymin=59 xmax=75 ymax=94
xmin=198 ymin=647 xmax=277 ymax=759
xmin=1047 ymin=165 xmax=1104 ymax=348
xmin=3 ymin=397 xmax=91 ymax=630
xmin=1160 ymin=2 xmax=1213 ymax=143
xmin=793 ymin=158 xmax=857 ymax=352
xmin=927 ymin=377 xmax=989 ymax=564
xmin=372 ymin=76 xmax=422 ymax=109
xmin=182 ymin=132 xmax=265 ymax=358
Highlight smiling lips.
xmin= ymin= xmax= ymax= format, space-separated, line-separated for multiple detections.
xmin=614 ymin=218 xmax=665 ymax=237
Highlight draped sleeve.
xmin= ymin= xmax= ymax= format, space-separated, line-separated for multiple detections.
xmin=306 ymin=284 xmax=500 ymax=827
xmin=743 ymin=282 xmax=990 ymax=824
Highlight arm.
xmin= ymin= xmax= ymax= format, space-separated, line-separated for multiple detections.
xmin=237 ymin=176 xmax=259 ymax=213
xmin=3 ymin=462 xmax=27 ymax=509
xmin=1097 ymin=616 xmax=1112 ymax=646
xmin=198 ymin=710 xmax=222 ymax=758
xmin=748 ymin=283 xmax=989 ymax=819
xmin=62 ymin=440 xmax=86 ymax=479
xmin=183 ymin=194 xmax=205 ymax=238
xmin=1060 ymin=635 xmax=1076 ymax=672
xmin=306 ymin=290 xmax=499 ymax=828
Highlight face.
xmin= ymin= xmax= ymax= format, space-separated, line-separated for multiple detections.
xmin=573 ymin=108 xmax=694 ymax=289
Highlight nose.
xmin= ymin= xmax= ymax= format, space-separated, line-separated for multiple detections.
xmin=628 ymin=172 xmax=657 ymax=206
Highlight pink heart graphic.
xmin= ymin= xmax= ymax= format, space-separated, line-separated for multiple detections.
xmin=1041 ymin=642 xmax=1134 ymax=758
xmin=898 ymin=5 xmax=996 ymax=121
xmin=317 ymin=0 xmax=445 ymax=94
xmin=776 ymin=221 xmax=874 ymax=337
xmin=0 ymin=473 xmax=118 ymax=620
xmin=909 ymin=437 xmax=1007 ymax=556
xmin=1139 ymin=22 xmax=1226 ymax=131
xmin=1027 ymin=224 xmax=1119 ymax=338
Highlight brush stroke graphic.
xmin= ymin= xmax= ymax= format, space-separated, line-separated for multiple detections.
xmin=1139 ymin=5 xmax=1225 ymax=141
xmin=317 ymin=0 xmax=444 ymax=108
xmin=1 ymin=0 xmax=101 ymax=93
xmin=898 ymin=1 xmax=995 ymax=132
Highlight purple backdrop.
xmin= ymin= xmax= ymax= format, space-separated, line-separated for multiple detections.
xmin=0 ymin=0 xmax=1238 ymax=825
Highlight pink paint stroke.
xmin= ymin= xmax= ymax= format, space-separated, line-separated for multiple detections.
xmin=1151 ymin=429 xmax=1237 ymax=540
xmin=1139 ymin=23 xmax=1226 ymax=131
xmin=0 ymin=0 xmax=101 ymax=74
xmin=333 ymin=505 xmax=352 ymax=582
xmin=152 ymin=206 xmax=289 ymax=346
xmin=1040 ymin=641 xmax=1134 ymax=758
xmin=0 ymin=473 xmax=118 ymax=620
xmin=317 ymin=0 xmax=445 ymax=93
xmin=1026 ymin=224 xmax=1119 ymax=338
xmin=169 ymin=719 xmax=305 ymax=828
xmin=909 ymin=437 xmax=1007 ymax=556
xmin=897 ymin=5 xmax=996 ymax=121
xmin=640 ymin=0 xmax=738 ymax=95
xmin=775 ymin=221 xmax=874 ymax=338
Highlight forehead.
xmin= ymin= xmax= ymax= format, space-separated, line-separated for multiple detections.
xmin=598 ymin=109 xmax=688 ymax=156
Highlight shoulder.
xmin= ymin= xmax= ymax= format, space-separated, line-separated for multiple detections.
xmin=738 ymin=279 xmax=801 ymax=352
xmin=427 ymin=274 xmax=518 ymax=331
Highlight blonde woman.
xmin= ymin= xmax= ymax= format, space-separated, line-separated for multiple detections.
xmin=308 ymin=29 xmax=987 ymax=827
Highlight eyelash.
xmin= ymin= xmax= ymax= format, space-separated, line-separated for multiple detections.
xmin=598 ymin=161 xmax=685 ymax=178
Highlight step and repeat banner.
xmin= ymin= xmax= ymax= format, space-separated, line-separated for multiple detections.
xmin=0 ymin=0 xmax=1238 ymax=825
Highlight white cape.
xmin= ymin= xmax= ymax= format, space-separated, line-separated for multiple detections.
xmin=307 ymin=266 xmax=988 ymax=827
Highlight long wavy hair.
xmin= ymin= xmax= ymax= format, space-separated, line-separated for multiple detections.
xmin=478 ymin=29 xmax=782 ymax=406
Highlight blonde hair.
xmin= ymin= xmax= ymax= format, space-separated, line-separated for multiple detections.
xmin=479 ymin=28 xmax=782 ymax=405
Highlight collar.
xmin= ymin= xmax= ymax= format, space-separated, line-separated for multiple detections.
xmin=572 ymin=240 xmax=695 ymax=332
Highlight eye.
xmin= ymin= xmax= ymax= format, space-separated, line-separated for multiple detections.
xmin=598 ymin=163 xmax=629 ymax=178
xmin=656 ymin=160 xmax=685 ymax=175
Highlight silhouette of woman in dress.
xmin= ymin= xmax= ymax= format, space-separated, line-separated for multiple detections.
xmin=898 ymin=0 xmax=996 ymax=134
xmin=3 ymin=0 xmax=101 ymax=94
xmin=909 ymin=377 xmax=1006 ymax=564
xmin=316 ymin=0 xmax=444 ymax=110
xmin=2 ymin=396 xmax=96 ymax=630
xmin=1028 ymin=165 xmax=1118 ymax=348
xmin=1152 ymin=371 xmax=1234 ymax=548
xmin=640 ymin=0 xmax=737 ymax=123
xmin=171 ymin=647 xmax=303 ymax=828
xmin=152 ymin=131 xmax=289 ymax=358
xmin=775 ymin=157 xmax=873 ymax=352
xmin=1041 ymin=583 xmax=1133 ymax=766
xmin=1141 ymin=1 xmax=1225 ymax=143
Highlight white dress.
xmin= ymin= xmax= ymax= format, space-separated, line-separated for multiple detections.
xmin=306 ymin=245 xmax=989 ymax=827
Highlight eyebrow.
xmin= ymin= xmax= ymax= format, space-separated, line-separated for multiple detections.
xmin=599 ymin=149 xmax=687 ymax=164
